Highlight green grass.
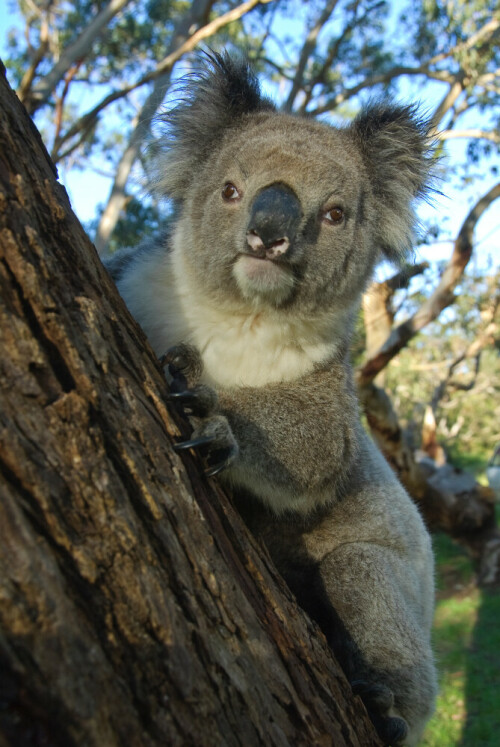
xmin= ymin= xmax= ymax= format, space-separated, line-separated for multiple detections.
xmin=432 ymin=533 xmax=475 ymax=594
xmin=420 ymin=534 xmax=500 ymax=746
xmin=446 ymin=448 xmax=487 ymax=480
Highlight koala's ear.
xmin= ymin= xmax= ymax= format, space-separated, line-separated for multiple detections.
xmin=350 ymin=103 xmax=433 ymax=262
xmin=153 ymin=51 xmax=275 ymax=198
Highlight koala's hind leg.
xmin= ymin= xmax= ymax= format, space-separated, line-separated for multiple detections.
xmin=318 ymin=543 xmax=436 ymax=746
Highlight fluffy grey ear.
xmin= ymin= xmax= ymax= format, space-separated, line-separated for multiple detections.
xmin=154 ymin=51 xmax=274 ymax=198
xmin=350 ymin=103 xmax=433 ymax=262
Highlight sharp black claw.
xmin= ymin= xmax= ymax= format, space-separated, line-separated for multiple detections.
xmin=351 ymin=680 xmax=405 ymax=745
xmin=160 ymin=350 xmax=186 ymax=380
xmin=173 ymin=434 xmax=216 ymax=451
xmin=351 ymin=680 xmax=369 ymax=692
xmin=205 ymin=458 xmax=233 ymax=477
xmin=168 ymin=388 xmax=214 ymax=417
xmin=351 ymin=681 xmax=393 ymax=707
xmin=204 ymin=446 xmax=238 ymax=477
xmin=169 ymin=390 xmax=197 ymax=401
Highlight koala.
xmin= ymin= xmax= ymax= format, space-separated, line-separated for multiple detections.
xmin=105 ymin=52 xmax=437 ymax=745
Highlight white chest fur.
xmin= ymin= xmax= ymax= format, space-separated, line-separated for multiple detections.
xmin=118 ymin=241 xmax=347 ymax=389
xmin=176 ymin=300 xmax=336 ymax=389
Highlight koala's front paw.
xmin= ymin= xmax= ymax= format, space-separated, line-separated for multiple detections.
xmin=173 ymin=414 xmax=239 ymax=477
xmin=161 ymin=345 xmax=238 ymax=477
xmin=352 ymin=681 xmax=408 ymax=746
xmin=160 ymin=343 xmax=204 ymax=391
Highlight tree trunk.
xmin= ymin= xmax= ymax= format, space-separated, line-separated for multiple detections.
xmin=94 ymin=0 xmax=215 ymax=255
xmin=0 ymin=64 xmax=380 ymax=746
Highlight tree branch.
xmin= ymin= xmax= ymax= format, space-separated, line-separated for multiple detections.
xmin=308 ymin=66 xmax=456 ymax=116
xmin=53 ymin=0 xmax=276 ymax=158
xmin=308 ymin=16 xmax=500 ymax=117
xmin=282 ymin=0 xmax=340 ymax=113
xmin=92 ymin=0 xmax=217 ymax=254
xmin=23 ymin=0 xmax=133 ymax=113
xmin=437 ymin=128 xmax=500 ymax=144
xmin=295 ymin=1 xmax=387 ymax=116
xmin=429 ymin=74 xmax=466 ymax=131
xmin=362 ymin=263 xmax=429 ymax=362
xmin=16 ymin=5 xmax=51 ymax=103
xmin=357 ymin=182 xmax=500 ymax=386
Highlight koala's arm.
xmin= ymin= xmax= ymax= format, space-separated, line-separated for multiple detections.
xmin=212 ymin=369 xmax=359 ymax=512
xmin=167 ymin=344 xmax=360 ymax=510
xmin=224 ymin=368 xmax=356 ymax=479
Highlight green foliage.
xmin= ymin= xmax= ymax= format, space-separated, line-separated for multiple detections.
xmin=384 ymin=267 xmax=500 ymax=476
xmin=3 ymin=0 xmax=499 ymax=248
xmin=433 ymin=532 xmax=476 ymax=592
xmin=87 ymin=197 xmax=165 ymax=253
xmin=403 ymin=0 xmax=500 ymax=63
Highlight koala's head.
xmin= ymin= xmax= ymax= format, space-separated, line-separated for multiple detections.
xmin=156 ymin=52 xmax=432 ymax=316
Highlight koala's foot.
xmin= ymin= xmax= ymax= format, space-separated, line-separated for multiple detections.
xmin=351 ymin=680 xmax=408 ymax=746
xmin=161 ymin=345 xmax=239 ymax=477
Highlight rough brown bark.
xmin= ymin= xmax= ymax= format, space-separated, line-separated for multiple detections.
xmin=0 ymin=64 xmax=381 ymax=746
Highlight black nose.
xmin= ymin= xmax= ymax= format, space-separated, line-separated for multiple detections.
xmin=246 ymin=183 xmax=301 ymax=256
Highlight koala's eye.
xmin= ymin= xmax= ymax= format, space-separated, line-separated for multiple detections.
xmin=323 ymin=206 xmax=344 ymax=225
xmin=222 ymin=182 xmax=241 ymax=202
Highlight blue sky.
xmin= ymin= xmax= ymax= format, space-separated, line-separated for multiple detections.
xmin=1 ymin=0 xmax=498 ymax=270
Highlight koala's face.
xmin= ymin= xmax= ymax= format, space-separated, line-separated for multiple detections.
xmin=177 ymin=115 xmax=377 ymax=316
xmin=159 ymin=54 xmax=430 ymax=318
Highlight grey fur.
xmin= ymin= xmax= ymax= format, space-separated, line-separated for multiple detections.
xmin=105 ymin=52 xmax=437 ymax=745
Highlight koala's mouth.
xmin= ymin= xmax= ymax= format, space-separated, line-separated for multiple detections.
xmin=232 ymin=253 xmax=295 ymax=305
xmin=239 ymin=252 xmax=288 ymax=276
